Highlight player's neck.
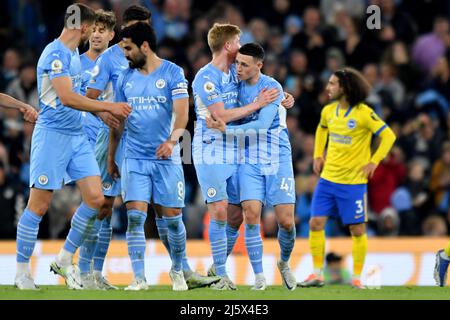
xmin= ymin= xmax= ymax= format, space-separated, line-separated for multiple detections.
xmin=140 ymin=53 xmax=162 ymax=75
xmin=246 ymin=72 xmax=261 ymax=86
xmin=85 ymin=48 xmax=104 ymax=61
xmin=211 ymin=53 xmax=233 ymax=73
xmin=338 ymin=98 xmax=350 ymax=110
xmin=59 ymin=28 xmax=82 ymax=51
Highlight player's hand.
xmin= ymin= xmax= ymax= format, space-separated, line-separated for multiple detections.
xmin=281 ymin=92 xmax=295 ymax=109
xmin=313 ymin=157 xmax=324 ymax=175
xmin=19 ymin=105 xmax=38 ymax=123
xmin=205 ymin=112 xmax=226 ymax=132
xmin=109 ymin=102 xmax=132 ymax=119
xmin=108 ymin=158 xmax=120 ymax=180
xmin=156 ymin=140 xmax=176 ymax=159
xmin=98 ymin=111 xmax=120 ymax=129
xmin=360 ymin=162 xmax=378 ymax=179
xmin=256 ymin=87 xmax=279 ymax=108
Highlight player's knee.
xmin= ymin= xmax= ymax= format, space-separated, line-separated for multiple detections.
xmin=86 ymin=193 xmax=105 ymax=210
xmin=243 ymin=206 xmax=260 ymax=224
xmin=278 ymin=218 xmax=294 ymax=231
xmin=209 ymin=201 xmax=228 ymax=219
xmin=349 ymin=224 xmax=365 ymax=237
xmin=28 ymin=202 xmax=50 ymax=216
xmin=309 ymin=218 xmax=325 ymax=231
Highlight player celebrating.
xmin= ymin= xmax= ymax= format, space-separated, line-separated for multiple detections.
xmin=298 ymin=67 xmax=396 ymax=289
xmin=86 ymin=5 xmax=217 ymax=290
xmin=192 ymin=24 xmax=285 ymax=290
xmin=77 ymin=9 xmax=118 ymax=290
xmin=14 ymin=3 xmax=131 ymax=290
xmin=108 ymin=22 xmax=192 ymax=291
xmin=206 ymin=43 xmax=297 ymax=291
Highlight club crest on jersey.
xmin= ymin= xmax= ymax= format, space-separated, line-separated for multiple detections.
xmin=102 ymin=182 xmax=112 ymax=191
xmin=156 ymin=79 xmax=166 ymax=89
xmin=38 ymin=175 xmax=49 ymax=185
xmin=51 ymin=59 xmax=63 ymax=74
xmin=204 ymin=81 xmax=215 ymax=93
xmin=347 ymin=119 xmax=357 ymax=129
xmin=207 ymin=187 xmax=217 ymax=198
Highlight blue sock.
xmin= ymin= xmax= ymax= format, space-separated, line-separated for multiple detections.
xmin=163 ymin=214 xmax=186 ymax=272
xmin=156 ymin=217 xmax=191 ymax=273
xmin=245 ymin=224 xmax=263 ymax=274
xmin=209 ymin=219 xmax=227 ymax=276
xmin=278 ymin=225 xmax=296 ymax=262
xmin=226 ymin=224 xmax=239 ymax=256
xmin=126 ymin=210 xmax=147 ymax=280
xmin=63 ymin=202 xmax=98 ymax=254
xmin=78 ymin=218 xmax=101 ymax=274
xmin=93 ymin=217 xmax=113 ymax=272
xmin=16 ymin=208 xmax=42 ymax=263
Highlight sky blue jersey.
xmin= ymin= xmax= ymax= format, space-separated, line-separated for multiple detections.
xmin=80 ymin=53 xmax=102 ymax=143
xmin=115 ymin=59 xmax=189 ymax=163
xmin=192 ymin=63 xmax=240 ymax=164
xmin=229 ymin=74 xmax=292 ymax=164
xmin=36 ymin=39 xmax=83 ymax=134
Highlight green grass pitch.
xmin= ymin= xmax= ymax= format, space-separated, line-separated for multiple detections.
xmin=0 ymin=285 xmax=449 ymax=300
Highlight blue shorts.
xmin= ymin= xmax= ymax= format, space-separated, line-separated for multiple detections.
xmin=194 ymin=163 xmax=240 ymax=204
xmin=311 ymin=178 xmax=368 ymax=225
xmin=30 ymin=127 xmax=100 ymax=190
xmin=121 ymin=158 xmax=185 ymax=208
xmin=239 ymin=161 xmax=296 ymax=207
xmin=94 ymin=127 xmax=125 ymax=197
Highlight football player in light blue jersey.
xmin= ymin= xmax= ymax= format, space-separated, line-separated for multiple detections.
xmin=192 ymin=23 xmax=295 ymax=290
xmin=206 ymin=43 xmax=297 ymax=291
xmin=109 ymin=22 xmax=195 ymax=291
xmin=77 ymin=9 xmax=120 ymax=290
xmin=87 ymin=5 xmax=218 ymax=290
xmin=14 ymin=4 xmax=132 ymax=290
xmin=80 ymin=10 xmax=116 ymax=149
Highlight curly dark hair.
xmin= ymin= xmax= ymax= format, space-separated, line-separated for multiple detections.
xmin=334 ymin=67 xmax=371 ymax=106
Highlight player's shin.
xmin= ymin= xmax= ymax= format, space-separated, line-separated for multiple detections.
xmin=126 ymin=209 xmax=147 ymax=280
xmin=309 ymin=229 xmax=325 ymax=276
xmin=164 ymin=214 xmax=186 ymax=272
xmin=351 ymin=233 xmax=368 ymax=279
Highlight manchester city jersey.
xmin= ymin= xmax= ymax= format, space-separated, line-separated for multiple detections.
xmin=192 ymin=63 xmax=240 ymax=164
xmin=87 ymin=43 xmax=129 ymax=128
xmin=80 ymin=53 xmax=102 ymax=143
xmin=36 ymin=38 xmax=83 ymax=134
xmin=115 ymin=59 xmax=189 ymax=162
xmin=232 ymin=74 xmax=291 ymax=164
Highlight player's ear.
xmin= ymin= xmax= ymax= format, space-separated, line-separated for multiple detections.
xmin=109 ymin=31 xmax=115 ymax=42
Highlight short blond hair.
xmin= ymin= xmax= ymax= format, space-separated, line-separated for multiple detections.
xmin=207 ymin=23 xmax=241 ymax=53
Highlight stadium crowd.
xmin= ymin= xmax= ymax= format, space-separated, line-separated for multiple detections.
xmin=1 ymin=0 xmax=450 ymax=239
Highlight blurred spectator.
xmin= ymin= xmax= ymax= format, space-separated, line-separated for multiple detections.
xmin=378 ymin=0 xmax=417 ymax=45
xmin=5 ymin=62 xmax=38 ymax=110
xmin=422 ymin=214 xmax=448 ymax=236
xmin=412 ymin=16 xmax=450 ymax=75
xmin=368 ymin=146 xmax=407 ymax=214
xmin=377 ymin=207 xmax=400 ymax=236
xmin=0 ymin=48 xmax=22 ymax=90
xmin=0 ymin=161 xmax=24 ymax=239
xmin=320 ymin=0 xmax=364 ymax=26
xmin=429 ymin=141 xmax=450 ymax=215
xmin=323 ymin=252 xmax=351 ymax=285
xmin=290 ymin=6 xmax=334 ymax=73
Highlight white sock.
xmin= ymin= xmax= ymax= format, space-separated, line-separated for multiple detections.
xmin=57 ymin=248 xmax=73 ymax=266
xmin=16 ymin=262 xmax=30 ymax=276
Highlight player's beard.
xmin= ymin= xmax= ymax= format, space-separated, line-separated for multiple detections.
xmin=128 ymin=53 xmax=146 ymax=69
